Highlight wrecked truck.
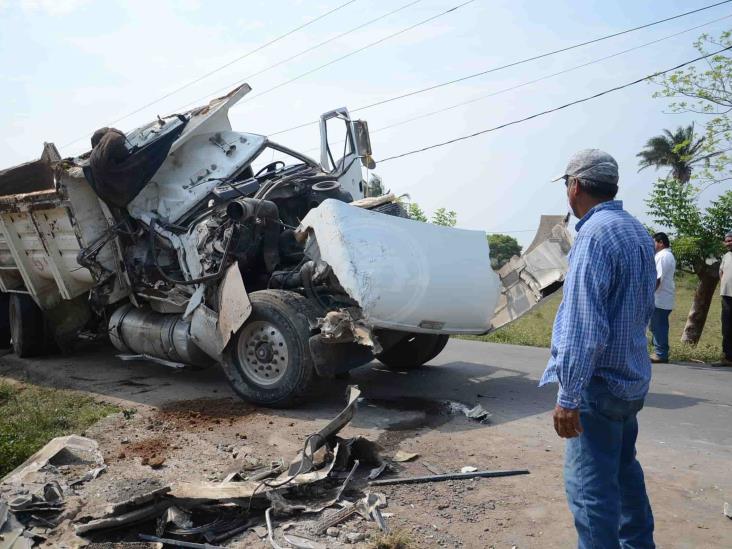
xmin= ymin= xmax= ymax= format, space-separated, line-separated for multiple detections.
xmin=0 ymin=84 xmax=572 ymax=407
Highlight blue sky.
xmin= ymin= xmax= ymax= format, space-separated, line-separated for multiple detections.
xmin=1 ymin=0 xmax=731 ymax=246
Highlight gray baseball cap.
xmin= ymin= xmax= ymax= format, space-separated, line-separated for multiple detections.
xmin=552 ymin=149 xmax=619 ymax=186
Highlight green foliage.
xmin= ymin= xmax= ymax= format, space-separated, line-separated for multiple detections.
xmin=487 ymin=233 xmax=523 ymax=269
xmin=407 ymin=202 xmax=428 ymax=222
xmin=0 ymin=381 xmax=117 ymax=477
xmin=653 ymin=31 xmax=732 ymax=185
xmin=636 ymin=124 xmax=705 ymax=182
xmin=645 ymin=178 xmax=731 ymax=271
xmin=430 ymin=207 xmax=457 ymax=227
xmin=463 ymin=273 xmax=723 ymax=363
xmin=407 ymin=202 xmax=458 ymax=226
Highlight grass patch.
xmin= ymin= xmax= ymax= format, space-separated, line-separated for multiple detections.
xmin=464 ymin=273 xmax=724 ymax=363
xmin=371 ymin=530 xmax=412 ymax=549
xmin=0 ymin=380 xmax=118 ymax=478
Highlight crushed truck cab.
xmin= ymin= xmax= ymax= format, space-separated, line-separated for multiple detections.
xmin=0 ymin=84 xmax=571 ymax=407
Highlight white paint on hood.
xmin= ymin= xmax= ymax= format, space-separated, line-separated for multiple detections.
xmin=300 ymin=199 xmax=500 ymax=334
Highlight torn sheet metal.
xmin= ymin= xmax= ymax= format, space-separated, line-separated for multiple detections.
xmin=287 ymin=386 xmax=361 ymax=477
xmin=117 ymin=354 xmax=187 ymax=369
xmin=491 ymin=216 xmax=572 ymax=330
xmin=168 ymin=481 xmax=261 ymax=501
xmin=1 ymin=435 xmax=102 ymax=487
xmin=217 ymin=263 xmax=252 ymax=349
xmin=268 ymin=454 xmax=357 ymax=515
xmin=317 ymin=310 xmax=379 ymax=351
xmin=299 ymin=200 xmax=500 ymax=334
xmin=75 ymin=501 xmax=171 ymax=535
xmin=128 ymin=85 xmax=266 ymax=223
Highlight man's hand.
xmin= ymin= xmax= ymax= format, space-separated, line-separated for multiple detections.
xmin=553 ymin=405 xmax=583 ymax=438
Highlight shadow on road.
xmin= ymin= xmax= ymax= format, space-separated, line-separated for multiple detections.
xmin=644 ymin=391 xmax=710 ymax=410
xmin=0 ymin=341 xmax=711 ymax=438
xmin=0 ymin=342 xmax=559 ymax=436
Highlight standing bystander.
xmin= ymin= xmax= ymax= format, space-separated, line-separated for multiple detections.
xmin=714 ymin=231 xmax=732 ymax=367
xmin=541 ymin=149 xmax=656 ymax=548
xmin=649 ymin=232 xmax=676 ymax=363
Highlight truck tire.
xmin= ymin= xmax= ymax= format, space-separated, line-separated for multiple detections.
xmin=221 ymin=290 xmax=317 ymax=408
xmin=0 ymin=294 xmax=10 ymax=348
xmin=376 ymin=333 xmax=449 ymax=370
xmin=9 ymin=294 xmax=46 ymax=358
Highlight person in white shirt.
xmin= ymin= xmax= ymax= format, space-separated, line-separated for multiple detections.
xmin=650 ymin=232 xmax=676 ymax=363
xmin=714 ymin=230 xmax=732 ymax=367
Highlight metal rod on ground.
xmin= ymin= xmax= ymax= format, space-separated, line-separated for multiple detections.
xmin=369 ymin=468 xmax=530 ymax=486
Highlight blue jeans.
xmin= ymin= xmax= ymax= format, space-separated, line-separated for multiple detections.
xmin=649 ymin=308 xmax=671 ymax=360
xmin=564 ymin=378 xmax=655 ymax=549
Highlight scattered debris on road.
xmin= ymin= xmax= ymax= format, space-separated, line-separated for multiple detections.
xmin=0 ymin=384 xmax=528 ymax=547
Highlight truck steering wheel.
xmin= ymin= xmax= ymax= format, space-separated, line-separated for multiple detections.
xmin=254 ymin=161 xmax=285 ymax=178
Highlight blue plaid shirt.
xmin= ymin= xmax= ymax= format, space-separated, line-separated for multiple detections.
xmin=540 ymin=200 xmax=656 ymax=409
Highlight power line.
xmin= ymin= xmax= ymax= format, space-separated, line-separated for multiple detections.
xmin=229 ymin=0 xmax=478 ymax=107
xmin=269 ymin=0 xmax=732 ymax=136
xmin=378 ymin=46 xmax=732 ymax=163
xmin=357 ymin=13 xmax=732 ymax=140
xmin=110 ymin=0 xmax=356 ymax=126
xmin=61 ymin=0 xmax=358 ymax=148
xmin=298 ymin=12 xmax=732 ymax=155
xmin=170 ymin=0 xmax=426 ymax=114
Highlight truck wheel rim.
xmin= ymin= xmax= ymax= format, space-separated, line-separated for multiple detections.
xmin=237 ymin=321 xmax=289 ymax=386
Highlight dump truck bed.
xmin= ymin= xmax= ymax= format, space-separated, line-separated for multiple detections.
xmin=0 ymin=144 xmax=118 ymax=310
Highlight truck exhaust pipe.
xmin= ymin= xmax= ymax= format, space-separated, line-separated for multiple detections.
xmin=108 ymin=304 xmax=214 ymax=367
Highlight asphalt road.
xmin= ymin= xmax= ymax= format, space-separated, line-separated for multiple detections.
xmin=1 ymin=338 xmax=729 ymax=463
xmin=1 ymin=338 xmax=730 ymax=547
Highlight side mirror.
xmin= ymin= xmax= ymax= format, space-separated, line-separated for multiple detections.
xmin=353 ymin=120 xmax=376 ymax=169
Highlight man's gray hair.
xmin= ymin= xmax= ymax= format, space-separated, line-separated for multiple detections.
xmin=727 ymin=230 xmax=732 ymax=238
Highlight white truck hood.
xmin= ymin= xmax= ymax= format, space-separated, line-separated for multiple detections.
xmin=300 ymin=199 xmax=501 ymax=334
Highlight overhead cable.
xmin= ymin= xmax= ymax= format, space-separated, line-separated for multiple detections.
xmin=304 ymin=12 xmax=732 ymax=151
xmin=269 ymin=0 xmax=732 ymax=136
xmin=170 ymin=0 xmax=426 ymax=114
xmin=378 ymin=46 xmax=732 ymax=163
xmin=231 ymin=0 xmax=478 ymax=106
xmin=61 ymin=0 xmax=358 ymax=147
xmin=298 ymin=12 xmax=732 ymax=156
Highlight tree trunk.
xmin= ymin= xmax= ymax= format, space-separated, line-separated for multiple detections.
xmin=681 ymin=263 xmax=720 ymax=344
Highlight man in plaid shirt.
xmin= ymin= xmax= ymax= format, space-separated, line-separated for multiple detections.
xmin=540 ymin=149 xmax=656 ymax=548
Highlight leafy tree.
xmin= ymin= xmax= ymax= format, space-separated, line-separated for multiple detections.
xmin=487 ymin=233 xmax=522 ymax=269
xmin=636 ymin=124 xmax=706 ymax=183
xmin=431 ymin=207 xmax=457 ymax=227
xmin=652 ymin=31 xmax=732 ymax=187
xmin=405 ymin=202 xmax=457 ymax=226
xmin=407 ymin=202 xmax=428 ymax=222
xmin=646 ymin=178 xmax=732 ymax=343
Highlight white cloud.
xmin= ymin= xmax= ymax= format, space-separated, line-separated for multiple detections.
xmin=20 ymin=0 xmax=91 ymax=16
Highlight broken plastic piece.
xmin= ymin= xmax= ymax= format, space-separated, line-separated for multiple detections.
xmin=392 ymin=451 xmax=419 ymax=463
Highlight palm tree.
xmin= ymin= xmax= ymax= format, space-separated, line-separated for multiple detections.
xmin=637 ymin=124 xmax=705 ymax=183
